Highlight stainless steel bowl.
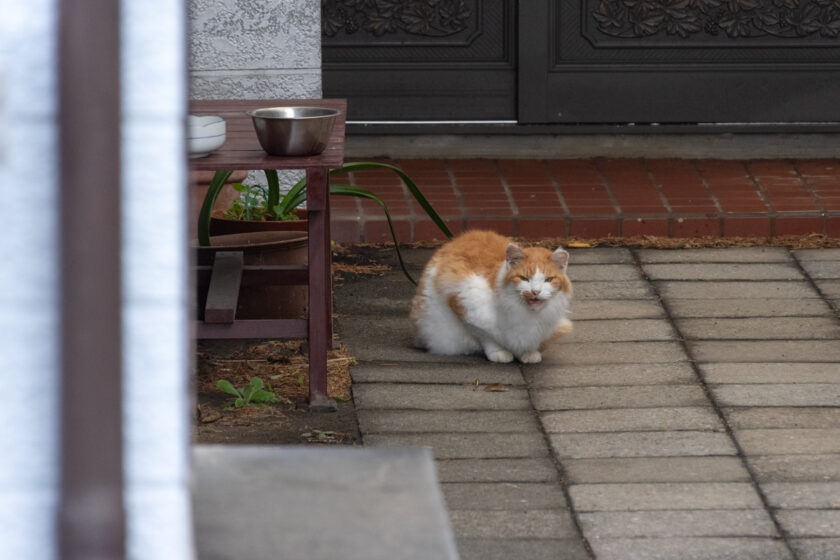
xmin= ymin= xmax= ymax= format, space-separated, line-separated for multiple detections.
xmin=248 ymin=106 xmax=340 ymax=156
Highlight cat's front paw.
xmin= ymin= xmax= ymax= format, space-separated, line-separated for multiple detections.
xmin=486 ymin=349 xmax=514 ymax=363
xmin=518 ymin=350 xmax=542 ymax=364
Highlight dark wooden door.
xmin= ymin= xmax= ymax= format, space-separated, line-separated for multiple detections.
xmin=322 ymin=0 xmax=517 ymax=121
xmin=520 ymin=1 xmax=840 ymax=124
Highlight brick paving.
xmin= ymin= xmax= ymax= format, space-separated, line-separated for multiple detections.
xmin=335 ymin=245 xmax=840 ymax=560
xmin=329 ymin=159 xmax=840 ymax=243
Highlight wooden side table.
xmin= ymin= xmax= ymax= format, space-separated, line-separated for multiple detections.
xmin=190 ymin=98 xmax=346 ymax=411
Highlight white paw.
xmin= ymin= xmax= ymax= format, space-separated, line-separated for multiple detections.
xmin=518 ymin=351 xmax=542 ymax=364
xmin=486 ymin=349 xmax=514 ymax=363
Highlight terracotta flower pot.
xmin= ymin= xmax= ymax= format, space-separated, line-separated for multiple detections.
xmin=189 ymin=170 xmax=249 ymax=238
xmin=195 ymin=230 xmax=308 ymax=320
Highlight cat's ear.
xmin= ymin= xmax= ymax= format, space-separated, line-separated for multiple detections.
xmin=552 ymin=247 xmax=569 ymax=272
xmin=506 ymin=243 xmax=525 ymax=268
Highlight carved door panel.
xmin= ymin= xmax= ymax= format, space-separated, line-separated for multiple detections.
xmin=520 ymin=1 xmax=840 ymax=124
xmin=322 ymin=0 xmax=517 ymax=121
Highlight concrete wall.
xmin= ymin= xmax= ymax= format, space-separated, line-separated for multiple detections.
xmin=0 ymin=0 xmax=193 ymax=558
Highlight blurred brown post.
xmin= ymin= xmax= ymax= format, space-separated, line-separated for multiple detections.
xmin=58 ymin=0 xmax=126 ymax=558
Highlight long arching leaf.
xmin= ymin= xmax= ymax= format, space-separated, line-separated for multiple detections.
xmin=330 ymin=183 xmax=417 ymax=285
xmin=198 ymin=169 xmax=234 ymax=246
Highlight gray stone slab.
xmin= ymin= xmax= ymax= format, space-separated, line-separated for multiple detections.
xmin=578 ymin=510 xmax=779 ymax=538
xmin=777 ymin=510 xmax=840 ymax=537
xmin=541 ymin=407 xmax=724 ymax=433
xmin=657 ymin=281 xmax=819 ymax=299
xmin=456 ymin=538 xmax=589 ymax=560
xmin=568 ymin=299 xmax=665 ymax=320
xmin=441 ymin=482 xmax=567 ymax=510
xmin=645 ymin=263 xmax=802 ymax=281
xmin=566 ymin=248 xmax=634 ymax=264
xmin=541 ymin=341 xmax=688 ymax=365
xmin=448 ymin=510 xmax=578 ymax=539
xmin=569 ymin=482 xmax=764 ymax=511
xmin=589 ymin=537 xmax=793 ymax=560
xmin=794 ymin=249 xmax=840 ymax=262
xmin=193 ymin=445 xmax=457 ymax=560
xmin=791 ymin=538 xmax=840 ymax=560
xmin=570 ymin=281 xmax=655 ymax=300
xmin=701 ymin=363 xmax=840 ymax=384
xmin=363 ymin=433 xmax=549 ymax=460
xmin=351 ymin=362 xmax=525 ymax=385
xmin=527 ymin=363 xmax=697 ymax=388
xmin=763 ymin=482 xmax=840 ymax=509
xmin=800 ymin=260 xmax=840 ymax=279
xmin=435 ymin=458 xmax=559 ymax=483
xmin=713 ymin=384 xmax=840 ymax=407
xmin=726 ymin=408 xmax=840 ymax=429
xmin=354 ymin=384 xmax=531 ymax=411
xmin=334 ymin=276 xmax=417 ymax=316
xmin=358 ymin=410 xmax=540 ymax=434
xmin=566 ymin=264 xmax=642 ymax=281
xmin=689 ymin=341 xmax=840 ymax=363
xmin=667 ymin=298 xmax=833 ymax=318
xmin=736 ymin=429 xmax=840 ymax=455
xmin=639 ymin=248 xmax=793 ymax=263
xmin=563 ymin=457 xmax=750 ymax=484
xmin=678 ymin=317 xmax=840 ymax=340
xmin=338 ymin=315 xmax=478 ymax=363
xmin=550 ymin=431 xmax=737 ymax=459
xmin=560 ymin=319 xmax=676 ymax=342
xmin=533 ymin=385 xmax=708 ymax=411
xmin=748 ymin=455 xmax=840 ymax=482
xmin=817 ymin=280 xmax=840 ymax=298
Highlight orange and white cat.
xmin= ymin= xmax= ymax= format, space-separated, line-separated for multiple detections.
xmin=411 ymin=230 xmax=572 ymax=364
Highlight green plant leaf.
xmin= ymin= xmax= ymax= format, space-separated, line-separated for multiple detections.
xmin=198 ymin=169 xmax=234 ymax=246
xmin=234 ymin=397 xmax=245 ymax=408
xmin=232 ymin=183 xmax=248 ymax=192
xmin=330 ymin=183 xmax=417 ymax=285
xmin=252 ymin=389 xmax=276 ymax=403
xmin=241 ymin=377 xmax=263 ymax=403
xmin=216 ymin=379 xmax=241 ymax=397
xmin=333 ymin=162 xmax=453 ymax=239
xmin=264 ymin=170 xmax=281 ymax=220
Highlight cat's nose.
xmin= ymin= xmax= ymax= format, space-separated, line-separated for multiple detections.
xmin=531 ymin=289 xmax=541 ymax=296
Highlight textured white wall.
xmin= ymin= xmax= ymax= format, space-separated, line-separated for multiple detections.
xmin=0 ymin=3 xmax=59 ymax=559
xmin=121 ymin=0 xmax=193 ymax=558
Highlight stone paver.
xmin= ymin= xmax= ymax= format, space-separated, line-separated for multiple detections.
xmin=589 ymin=537 xmax=792 ymax=560
xmin=701 ymin=363 xmax=840 ymax=384
xmin=351 ymin=362 xmax=524 ymax=385
xmin=442 ymin=483 xmax=567 ymax=510
xmin=526 ymin=363 xmax=697 ymax=388
xmin=736 ymin=429 xmax=840 ymax=455
xmin=689 ymin=340 xmax=840 ymax=362
xmin=645 ymin=263 xmax=802 ymax=281
xmin=550 ymin=431 xmax=736 ymax=459
xmin=656 ymin=281 xmax=819 ymax=299
xmin=678 ymin=317 xmax=840 ymax=340
xmin=667 ymin=297 xmax=833 ymax=318
xmin=335 ymin=245 xmax=840 ymax=559
xmin=353 ymin=384 xmax=532 ymax=410
xmin=713 ymin=384 xmax=840 ymax=407
xmin=747 ymin=455 xmax=840 ymax=482
xmin=578 ymin=510 xmax=778 ymax=538
xmin=541 ymin=341 xmax=687 ymax=364
xmin=569 ymin=482 xmax=764 ymax=511
xmin=533 ymin=385 xmax=708 ymax=410
xmin=541 ymin=407 xmax=724 ymax=433
xmin=563 ymin=457 xmax=750 ymax=483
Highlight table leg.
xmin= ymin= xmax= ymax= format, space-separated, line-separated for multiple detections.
xmin=306 ymin=168 xmax=337 ymax=412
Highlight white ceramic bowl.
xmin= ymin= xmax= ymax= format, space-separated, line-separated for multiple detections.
xmin=188 ymin=115 xmax=226 ymax=158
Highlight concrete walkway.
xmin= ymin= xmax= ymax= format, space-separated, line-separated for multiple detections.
xmin=335 ymin=245 xmax=840 ymax=560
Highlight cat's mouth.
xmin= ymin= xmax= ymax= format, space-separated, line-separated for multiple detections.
xmin=526 ymin=297 xmax=543 ymax=308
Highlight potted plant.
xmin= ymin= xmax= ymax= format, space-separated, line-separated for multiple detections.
xmin=197 ymin=162 xmax=453 ymax=284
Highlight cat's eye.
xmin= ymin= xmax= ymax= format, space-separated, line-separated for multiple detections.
xmin=517 ymin=275 xmax=529 ymax=282
xmin=545 ymin=277 xmax=555 ymax=282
